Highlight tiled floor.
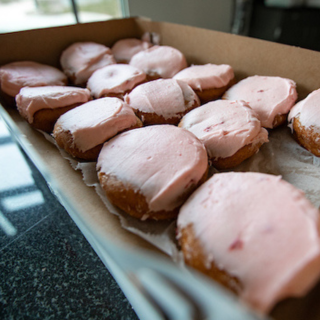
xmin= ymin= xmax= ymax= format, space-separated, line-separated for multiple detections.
xmin=0 ymin=117 xmax=138 ymax=319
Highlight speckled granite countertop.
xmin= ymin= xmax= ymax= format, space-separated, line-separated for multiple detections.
xmin=0 ymin=117 xmax=138 ymax=319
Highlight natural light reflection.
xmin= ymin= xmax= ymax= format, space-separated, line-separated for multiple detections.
xmin=0 ymin=116 xmax=44 ymax=237
xmin=2 ymin=189 xmax=45 ymax=212
xmin=0 ymin=143 xmax=35 ymax=192
xmin=0 ymin=209 xmax=17 ymax=236
xmin=0 ymin=118 xmax=10 ymax=138
xmin=0 ymin=0 xmax=121 ymax=33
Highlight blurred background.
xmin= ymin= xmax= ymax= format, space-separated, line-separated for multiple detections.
xmin=1 ymin=0 xmax=320 ymax=51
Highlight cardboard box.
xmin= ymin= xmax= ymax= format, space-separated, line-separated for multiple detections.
xmin=1 ymin=17 xmax=320 ymax=319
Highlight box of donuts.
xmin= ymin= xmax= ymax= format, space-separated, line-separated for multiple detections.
xmin=1 ymin=17 xmax=320 ymax=319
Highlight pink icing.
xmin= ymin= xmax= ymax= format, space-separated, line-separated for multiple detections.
xmin=111 ymin=38 xmax=152 ymax=63
xmin=97 ymin=125 xmax=208 ymax=213
xmin=0 ymin=61 xmax=67 ymax=97
xmin=16 ymin=86 xmax=90 ymax=123
xmin=53 ymin=97 xmax=137 ymax=152
xmin=288 ymin=88 xmax=320 ymax=133
xmin=125 ymin=79 xmax=200 ymax=120
xmin=223 ymin=76 xmax=297 ymax=128
xmin=177 ymin=172 xmax=320 ymax=313
xmin=179 ymin=100 xmax=268 ymax=159
xmin=173 ymin=64 xmax=234 ymax=90
xmin=87 ymin=64 xmax=146 ymax=99
xmin=60 ymin=42 xmax=116 ymax=85
xmin=129 ymin=45 xmax=188 ymax=78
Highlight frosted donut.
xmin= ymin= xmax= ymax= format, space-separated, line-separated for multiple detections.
xmin=125 ymin=79 xmax=200 ymax=125
xmin=223 ymin=75 xmax=297 ymax=128
xmin=87 ymin=64 xmax=147 ymax=99
xmin=177 ymin=172 xmax=320 ymax=313
xmin=60 ymin=42 xmax=116 ymax=86
xmin=53 ymin=97 xmax=142 ymax=161
xmin=129 ymin=45 xmax=187 ymax=80
xmin=0 ymin=61 xmax=67 ymax=106
xmin=111 ymin=38 xmax=152 ymax=63
xmin=16 ymin=86 xmax=91 ymax=133
xmin=178 ymin=100 xmax=269 ymax=169
xmin=97 ymin=125 xmax=208 ymax=220
xmin=288 ymin=88 xmax=320 ymax=157
xmin=173 ymin=64 xmax=236 ymax=103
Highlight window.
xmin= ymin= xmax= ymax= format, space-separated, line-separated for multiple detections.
xmin=0 ymin=0 xmax=125 ymax=33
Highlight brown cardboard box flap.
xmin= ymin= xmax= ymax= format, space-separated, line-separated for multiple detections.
xmin=2 ymin=16 xmax=320 ymax=98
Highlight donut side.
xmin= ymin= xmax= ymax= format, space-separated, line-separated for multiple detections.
xmin=54 ymin=125 xmax=104 ymax=161
xmin=195 ymin=76 xmax=236 ymax=103
xmin=98 ymin=165 xmax=208 ymax=220
xmin=173 ymin=64 xmax=236 ymax=104
xmin=272 ymin=113 xmax=287 ymax=128
xmin=179 ymin=224 xmax=242 ymax=293
xmin=288 ymin=88 xmax=320 ymax=157
xmin=31 ymin=102 xmax=84 ymax=133
xmin=54 ymin=116 xmax=142 ymax=161
xmin=291 ymin=116 xmax=320 ymax=156
xmin=133 ymin=97 xmax=200 ymax=126
xmin=211 ymin=139 xmax=266 ymax=169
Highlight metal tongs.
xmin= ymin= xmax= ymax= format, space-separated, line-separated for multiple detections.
xmin=91 ymin=234 xmax=268 ymax=320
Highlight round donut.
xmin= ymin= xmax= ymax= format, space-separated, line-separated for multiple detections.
xmin=125 ymin=78 xmax=200 ymax=125
xmin=173 ymin=63 xmax=236 ymax=103
xmin=177 ymin=172 xmax=320 ymax=313
xmin=0 ymin=61 xmax=67 ymax=107
xmin=288 ymin=88 xmax=320 ymax=157
xmin=129 ymin=45 xmax=187 ymax=81
xmin=223 ymin=75 xmax=297 ymax=129
xmin=178 ymin=100 xmax=268 ymax=169
xmin=87 ymin=64 xmax=147 ymax=99
xmin=111 ymin=38 xmax=152 ymax=63
xmin=53 ymin=97 xmax=142 ymax=161
xmin=60 ymin=42 xmax=116 ymax=86
xmin=16 ymin=86 xmax=91 ymax=133
xmin=97 ymin=125 xmax=208 ymax=220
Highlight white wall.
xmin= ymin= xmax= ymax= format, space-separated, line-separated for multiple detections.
xmin=126 ymin=0 xmax=234 ymax=33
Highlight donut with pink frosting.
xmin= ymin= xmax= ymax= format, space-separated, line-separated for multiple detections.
xmin=129 ymin=45 xmax=188 ymax=81
xmin=177 ymin=172 xmax=320 ymax=313
xmin=125 ymin=78 xmax=200 ymax=125
xmin=111 ymin=38 xmax=152 ymax=63
xmin=53 ymin=97 xmax=142 ymax=161
xmin=87 ymin=64 xmax=147 ymax=99
xmin=16 ymin=86 xmax=91 ymax=133
xmin=60 ymin=42 xmax=116 ymax=86
xmin=0 ymin=61 xmax=67 ymax=106
xmin=288 ymin=88 xmax=320 ymax=157
xmin=223 ymin=75 xmax=298 ymax=128
xmin=97 ymin=125 xmax=208 ymax=220
xmin=178 ymin=100 xmax=269 ymax=169
xmin=173 ymin=63 xmax=236 ymax=103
